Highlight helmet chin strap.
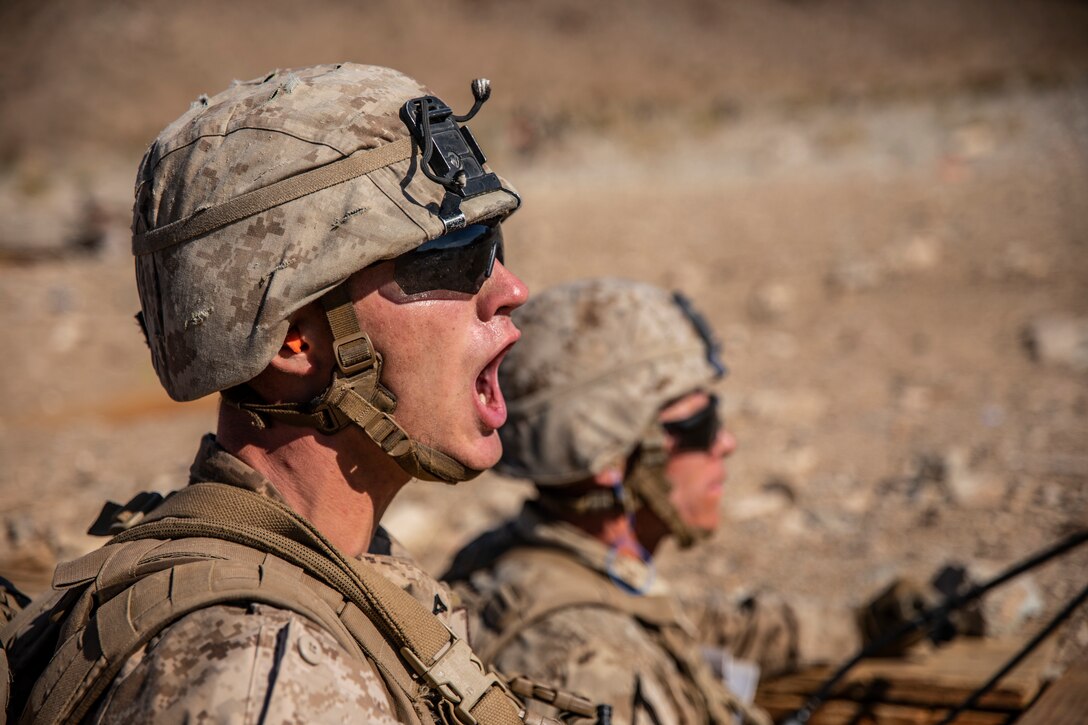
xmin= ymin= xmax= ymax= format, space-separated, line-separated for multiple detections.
xmin=625 ymin=428 xmax=710 ymax=550
xmin=222 ymin=284 xmax=481 ymax=484
xmin=532 ymin=428 xmax=711 ymax=550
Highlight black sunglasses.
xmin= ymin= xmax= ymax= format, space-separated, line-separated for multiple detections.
xmin=393 ymin=222 xmax=504 ymax=295
xmin=661 ymin=394 xmax=721 ymax=452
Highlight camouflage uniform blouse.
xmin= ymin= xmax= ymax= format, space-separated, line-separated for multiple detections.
xmin=445 ymin=503 xmax=794 ymax=725
xmin=91 ymin=435 xmax=468 ymax=724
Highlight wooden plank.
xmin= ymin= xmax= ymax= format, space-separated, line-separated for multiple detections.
xmin=847 ymin=638 xmax=1048 ymax=708
xmin=756 ymin=637 xmax=1051 ymax=722
xmin=756 ymin=696 xmax=1011 ymax=725
xmin=1016 ymin=665 xmax=1088 ymax=725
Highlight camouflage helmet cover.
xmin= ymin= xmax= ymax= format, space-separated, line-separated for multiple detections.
xmin=497 ymin=278 xmax=724 ymax=485
xmin=133 ymin=63 xmax=520 ymax=401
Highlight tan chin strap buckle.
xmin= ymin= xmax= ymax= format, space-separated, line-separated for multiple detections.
xmin=400 ymin=637 xmax=517 ymax=725
xmin=334 ymin=330 xmax=379 ymax=376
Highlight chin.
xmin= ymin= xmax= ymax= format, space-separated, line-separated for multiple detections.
xmin=455 ymin=432 xmax=503 ymax=473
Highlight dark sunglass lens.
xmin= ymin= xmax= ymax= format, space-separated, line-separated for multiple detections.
xmin=662 ymin=395 xmax=720 ymax=451
xmin=393 ymin=223 xmax=502 ymax=295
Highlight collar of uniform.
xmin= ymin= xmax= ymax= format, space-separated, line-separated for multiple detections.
xmin=514 ymin=500 xmax=670 ymax=596
xmin=187 ymin=433 xmax=291 ymax=504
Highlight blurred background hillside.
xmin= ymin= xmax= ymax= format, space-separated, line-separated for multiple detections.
xmin=1 ymin=0 xmax=1086 ymax=668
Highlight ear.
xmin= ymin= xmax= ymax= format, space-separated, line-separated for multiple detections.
xmin=267 ymin=302 xmax=332 ymax=379
xmin=592 ymin=463 xmax=626 ymax=488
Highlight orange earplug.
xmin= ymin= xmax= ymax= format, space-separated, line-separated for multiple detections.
xmin=284 ymin=330 xmax=306 ymax=354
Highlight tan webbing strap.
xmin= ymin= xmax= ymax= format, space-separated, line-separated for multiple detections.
xmin=506 ymin=676 xmax=597 ymax=718
xmin=51 ymin=547 xmax=120 ymax=589
xmin=132 ymin=136 xmax=414 ymax=256
xmin=111 ymin=483 xmax=521 ymax=723
xmin=29 ymin=556 xmax=360 ymax=725
xmin=323 ymin=284 xmax=364 ymax=343
xmin=338 ymin=602 xmax=423 ymax=713
xmin=93 ymin=539 xmax=162 ymax=595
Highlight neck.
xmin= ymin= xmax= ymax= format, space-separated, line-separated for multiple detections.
xmin=633 ymin=510 xmax=670 ymax=555
xmin=217 ymin=406 xmax=410 ymax=557
xmin=558 ymin=507 xmax=656 ymax=561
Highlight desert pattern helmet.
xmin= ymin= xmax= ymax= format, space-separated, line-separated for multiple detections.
xmin=497 ymin=277 xmax=725 ymax=480
xmin=132 ymin=63 xmax=521 ymax=482
xmin=496 ymin=278 xmax=726 ymax=545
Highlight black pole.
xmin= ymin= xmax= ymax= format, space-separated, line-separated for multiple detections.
xmin=933 ymin=580 xmax=1088 ymax=725
xmin=782 ymin=530 xmax=1088 ymax=725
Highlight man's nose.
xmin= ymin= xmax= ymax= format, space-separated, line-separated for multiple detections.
xmin=479 ymin=260 xmax=529 ymax=319
xmin=714 ymin=427 xmax=738 ymax=458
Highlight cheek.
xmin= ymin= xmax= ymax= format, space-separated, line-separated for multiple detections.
xmin=667 ymin=457 xmax=723 ymax=509
xmin=666 ymin=462 xmax=698 ymax=509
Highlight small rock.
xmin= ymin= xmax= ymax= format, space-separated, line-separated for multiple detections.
xmin=793 ymin=601 xmax=860 ymax=663
xmin=897 ymin=384 xmax=934 ymax=413
xmin=45 ymin=524 xmax=98 ymax=561
xmin=727 ymin=488 xmax=793 ymax=522
xmin=953 ymin=121 xmax=997 ymax=160
xmin=980 ymin=404 xmax=1005 ymax=428
xmin=747 ymin=281 xmax=796 ymax=323
xmin=4 ymin=515 xmax=39 ymax=548
xmin=1022 ymin=316 xmax=1088 ymax=372
xmin=987 ymin=574 xmax=1044 ymax=634
xmin=777 ymin=508 xmax=812 ymax=539
xmin=987 ymin=244 xmax=1053 ymax=282
xmin=826 ymin=257 xmax=884 ymax=294
xmin=773 ymin=131 xmax=812 ymax=166
xmin=885 ymin=234 xmax=942 ymax=274
xmin=945 ymin=447 xmax=1006 ymax=509
xmin=842 ymin=492 xmax=870 ymax=515
xmin=48 ymin=317 xmax=82 ymax=354
xmin=765 ymin=331 xmax=799 ymax=360
xmin=775 ymin=444 xmax=819 ymax=479
xmin=742 ymin=389 xmax=829 ymax=425
xmin=381 ymin=501 xmax=438 ymax=552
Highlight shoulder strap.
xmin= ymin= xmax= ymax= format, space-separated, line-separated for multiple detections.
xmin=476 ymin=546 xmax=679 ymax=664
xmin=14 ymin=535 xmax=380 ymax=722
xmin=110 ymin=483 xmax=523 ymax=724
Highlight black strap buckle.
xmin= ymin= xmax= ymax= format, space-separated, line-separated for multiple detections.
xmin=87 ymin=491 xmax=165 ymax=536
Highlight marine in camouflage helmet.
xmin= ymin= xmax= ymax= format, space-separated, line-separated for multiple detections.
xmin=497 ymin=276 xmax=727 ymax=547
xmin=445 ymin=278 xmax=799 ymax=724
xmin=133 ymin=62 xmax=524 ymax=484
xmin=3 ymin=63 xmax=539 ymax=724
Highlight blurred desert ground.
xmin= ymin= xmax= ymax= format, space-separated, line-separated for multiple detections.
xmin=1 ymin=0 xmax=1086 ymax=666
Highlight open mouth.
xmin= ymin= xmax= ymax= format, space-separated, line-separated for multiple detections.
xmin=474 ymin=343 xmax=514 ymax=430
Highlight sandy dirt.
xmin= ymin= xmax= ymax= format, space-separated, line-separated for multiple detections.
xmin=1 ymin=0 xmax=1086 ymax=670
